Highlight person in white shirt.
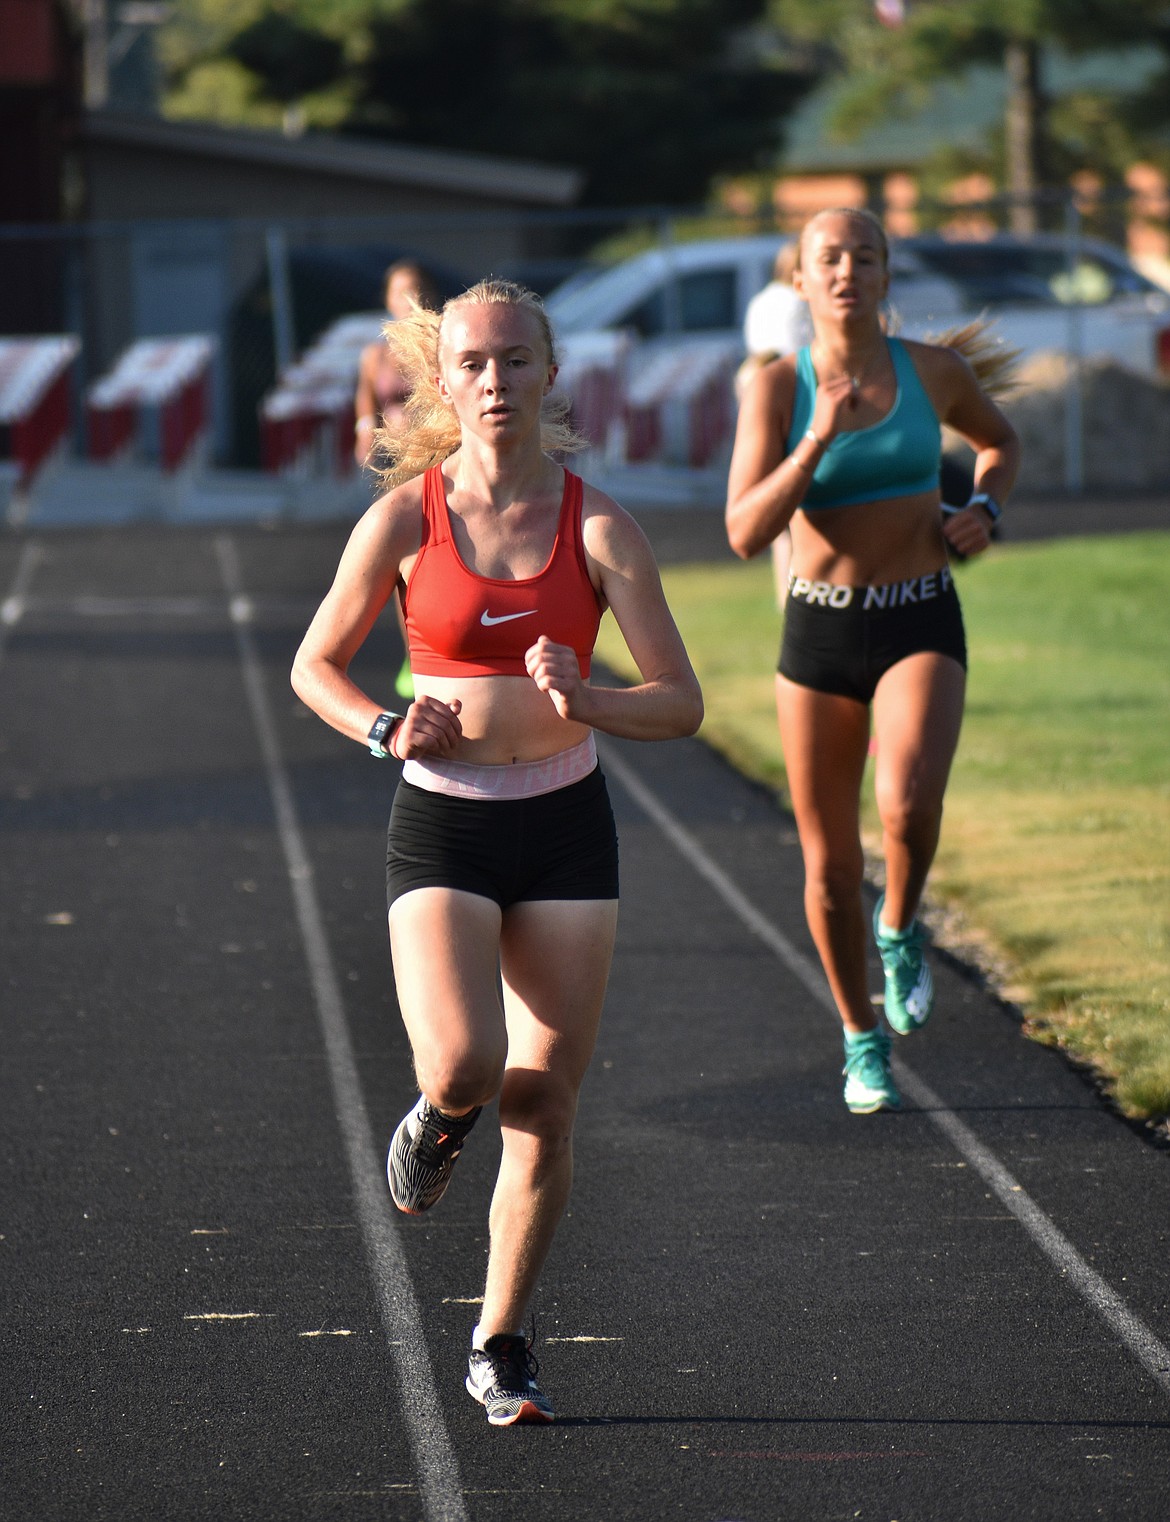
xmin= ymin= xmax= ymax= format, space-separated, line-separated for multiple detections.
xmin=743 ymin=242 xmax=814 ymax=360
xmin=739 ymin=242 xmax=814 ymax=606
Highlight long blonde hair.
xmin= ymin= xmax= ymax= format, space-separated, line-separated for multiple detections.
xmin=373 ymin=278 xmax=584 ymax=489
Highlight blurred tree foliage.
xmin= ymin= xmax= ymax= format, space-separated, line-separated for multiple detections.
xmin=160 ymin=0 xmax=361 ymax=130
xmin=159 ymin=0 xmax=816 ymax=205
xmin=227 ymin=11 xmax=344 ymax=105
xmin=768 ymin=0 xmax=1170 ymax=226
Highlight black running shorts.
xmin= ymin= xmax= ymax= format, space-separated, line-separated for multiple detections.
xmin=386 ymin=766 xmax=619 ymax=909
xmin=779 ymin=570 xmax=967 ymax=703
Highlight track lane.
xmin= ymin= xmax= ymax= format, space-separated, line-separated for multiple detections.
xmin=2 ymin=531 xmax=424 ymax=1520
xmin=2 ymin=524 xmax=1168 ymax=1522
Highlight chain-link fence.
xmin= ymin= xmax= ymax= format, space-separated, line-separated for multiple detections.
xmin=1 ymin=191 xmax=1167 ymax=499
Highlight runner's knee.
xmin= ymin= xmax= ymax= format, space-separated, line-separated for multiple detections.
xmin=803 ymin=849 xmax=865 ymax=915
xmin=415 ymin=1040 xmax=507 ymax=1114
xmin=875 ymin=788 xmax=942 ymax=850
xmin=498 ymin=1071 xmax=578 ymax=1165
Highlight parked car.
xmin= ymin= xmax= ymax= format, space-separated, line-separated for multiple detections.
xmin=545 ymin=231 xmax=1170 ymax=378
xmin=546 ymin=236 xmax=783 ymax=341
xmin=895 ymin=234 xmax=1170 ymax=377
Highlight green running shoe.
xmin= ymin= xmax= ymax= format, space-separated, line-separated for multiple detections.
xmin=843 ymin=1026 xmax=900 ymax=1114
xmin=873 ymin=894 xmax=933 ymax=1035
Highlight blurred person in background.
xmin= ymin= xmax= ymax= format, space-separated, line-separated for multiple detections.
xmin=726 ymin=207 xmax=1019 ymax=1116
xmin=355 ymin=259 xmax=441 ymax=463
xmin=355 ymin=259 xmax=442 ymax=702
xmin=744 ymin=240 xmax=814 ymax=363
xmin=738 ymin=241 xmax=815 ymax=608
xmin=295 ymin=279 xmax=702 ymax=1425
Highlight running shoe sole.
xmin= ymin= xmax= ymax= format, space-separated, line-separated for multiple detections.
xmin=845 ymin=1083 xmax=901 ymax=1115
xmin=386 ymin=1113 xmax=429 ymax=1215
xmin=386 ymin=1100 xmax=479 ymax=1215
xmin=464 ymin=1379 xmax=554 ymax=1426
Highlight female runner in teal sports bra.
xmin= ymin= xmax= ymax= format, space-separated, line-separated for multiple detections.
xmin=726 ymin=207 xmax=1020 ymax=1115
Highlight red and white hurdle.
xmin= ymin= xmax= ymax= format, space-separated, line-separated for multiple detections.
xmin=87 ymin=337 xmax=216 ymax=472
xmin=260 ymin=313 xmax=383 ymax=478
xmin=0 ymin=335 xmax=80 ymax=485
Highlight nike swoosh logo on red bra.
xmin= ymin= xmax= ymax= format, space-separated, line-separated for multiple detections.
xmin=480 ymin=609 xmax=538 ymax=626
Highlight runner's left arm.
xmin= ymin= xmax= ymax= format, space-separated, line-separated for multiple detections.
xmin=525 ymin=494 xmax=703 ymax=741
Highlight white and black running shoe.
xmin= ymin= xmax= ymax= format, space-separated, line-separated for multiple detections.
xmin=466 ymin=1331 xmax=554 ymax=1426
xmin=386 ymin=1096 xmax=481 ymax=1215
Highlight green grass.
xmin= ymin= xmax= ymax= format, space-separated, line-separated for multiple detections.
xmin=597 ymin=532 xmax=1170 ymax=1127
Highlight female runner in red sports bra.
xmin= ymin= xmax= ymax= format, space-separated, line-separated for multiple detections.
xmin=293 ymin=279 xmax=702 ymax=1425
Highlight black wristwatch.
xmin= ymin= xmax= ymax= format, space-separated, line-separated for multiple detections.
xmin=967 ymin=491 xmax=1002 ymax=525
xmin=367 ymin=711 xmax=405 ymax=758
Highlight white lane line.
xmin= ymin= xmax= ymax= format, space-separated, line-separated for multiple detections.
xmin=0 ymin=540 xmax=44 ymax=654
xmin=3 ymin=594 xmax=316 ymax=619
xmin=598 ymin=738 xmax=1170 ymax=1398
xmin=215 ymin=536 xmax=469 ymax=1522
xmin=50 ymin=595 xmax=217 ymax=618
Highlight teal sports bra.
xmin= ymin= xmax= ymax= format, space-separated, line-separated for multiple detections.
xmin=786 ymin=338 xmax=940 ymax=511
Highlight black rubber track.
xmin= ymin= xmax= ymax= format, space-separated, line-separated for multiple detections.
xmin=2 ymin=521 xmax=1168 ymax=1522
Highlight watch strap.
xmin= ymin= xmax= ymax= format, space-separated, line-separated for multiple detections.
xmin=368 ymin=711 xmax=404 ymax=758
xmin=967 ymin=491 xmax=1002 ymax=523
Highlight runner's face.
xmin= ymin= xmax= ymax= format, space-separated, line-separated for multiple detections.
xmin=796 ymin=214 xmax=889 ymax=327
xmin=437 ymin=303 xmax=556 ymax=442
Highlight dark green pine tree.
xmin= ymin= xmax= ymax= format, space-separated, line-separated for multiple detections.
xmin=345 ymin=0 xmax=816 ymax=206
xmin=227 ymin=9 xmax=345 ymax=105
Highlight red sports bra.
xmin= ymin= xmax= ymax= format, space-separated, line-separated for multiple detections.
xmin=404 ymin=465 xmax=603 ymax=678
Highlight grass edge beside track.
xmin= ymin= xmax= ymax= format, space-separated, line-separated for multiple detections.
xmin=595 ymin=531 xmax=1170 ymax=1137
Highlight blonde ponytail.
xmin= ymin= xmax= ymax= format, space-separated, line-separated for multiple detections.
xmin=932 ymin=318 xmax=1022 ymax=402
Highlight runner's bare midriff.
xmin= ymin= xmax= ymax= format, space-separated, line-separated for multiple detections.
xmin=790 ymin=489 xmax=950 ymax=586
xmin=413 ymin=672 xmax=593 ymax=765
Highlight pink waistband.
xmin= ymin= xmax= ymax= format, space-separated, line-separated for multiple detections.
xmin=401 ymin=733 xmax=598 ymax=800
